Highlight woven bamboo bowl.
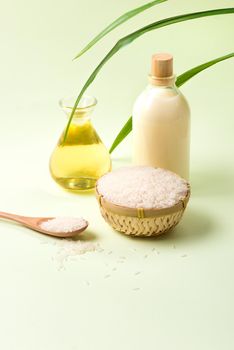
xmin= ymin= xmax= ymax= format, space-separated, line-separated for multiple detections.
xmin=95 ymin=180 xmax=190 ymax=238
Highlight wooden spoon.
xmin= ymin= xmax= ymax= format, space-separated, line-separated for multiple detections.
xmin=0 ymin=211 xmax=88 ymax=238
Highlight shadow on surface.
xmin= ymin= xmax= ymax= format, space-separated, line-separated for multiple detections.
xmin=157 ymin=207 xmax=214 ymax=244
xmin=130 ymin=207 xmax=215 ymax=245
xmin=73 ymin=229 xmax=98 ymax=242
xmin=191 ymin=167 xmax=234 ymax=197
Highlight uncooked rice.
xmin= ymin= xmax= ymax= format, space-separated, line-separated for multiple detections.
xmin=97 ymin=166 xmax=188 ymax=209
xmin=54 ymin=239 xmax=97 ymax=269
xmin=40 ymin=216 xmax=87 ymax=233
xmin=41 ymin=238 xmax=100 ymax=270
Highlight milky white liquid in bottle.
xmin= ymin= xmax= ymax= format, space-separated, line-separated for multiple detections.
xmin=132 ymin=53 xmax=190 ymax=180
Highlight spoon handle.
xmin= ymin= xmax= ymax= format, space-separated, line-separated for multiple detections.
xmin=0 ymin=211 xmax=29 ymax=225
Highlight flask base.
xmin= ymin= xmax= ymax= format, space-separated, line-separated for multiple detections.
xmin=54 ymin=176 xmax=97 ymax=191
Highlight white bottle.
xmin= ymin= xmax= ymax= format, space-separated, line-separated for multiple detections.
xmin=132 ymin=53 xmax=190 ymax=180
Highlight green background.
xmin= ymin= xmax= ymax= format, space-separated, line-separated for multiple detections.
xmin=0 ymin=1 xmax=233 ymax=349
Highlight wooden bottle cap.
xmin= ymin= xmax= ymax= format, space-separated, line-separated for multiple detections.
xmin=151 ymin=53 xmax=173 ymax=78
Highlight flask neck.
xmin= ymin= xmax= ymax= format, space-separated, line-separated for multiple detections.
xmin=60 ymin=95 xmax=97 ymax=123
xmin=68 ymin=110 xmax=93 ymax=123
xmin=148 ymin=74 xmax=176 ymax=87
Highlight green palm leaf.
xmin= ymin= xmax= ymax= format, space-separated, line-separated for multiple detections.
xmin=62 ymin=8 xmax=234 ymax=143
xmin=74 ymin=0 xmax=167 ymax=60
xmin=109 ymin=117 xmax=133 ymax=154
xmin=109 ymin=52 xmax=234 ymax=153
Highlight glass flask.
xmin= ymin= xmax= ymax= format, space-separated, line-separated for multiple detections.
xmin=49 ymin=95 xmax=111 ymax=190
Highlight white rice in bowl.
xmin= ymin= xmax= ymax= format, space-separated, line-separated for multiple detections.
xmin=97 ymin=166 xmax=189 ymax=209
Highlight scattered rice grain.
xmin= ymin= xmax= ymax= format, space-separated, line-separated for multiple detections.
xmin=41 ymin=238 xmax=99 ymax=270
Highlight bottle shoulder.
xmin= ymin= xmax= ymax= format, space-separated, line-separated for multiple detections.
xmin=134 ymin=84 xmax=187 ymax=102
xmin=133 ymin=84 xmax=190 ymax=119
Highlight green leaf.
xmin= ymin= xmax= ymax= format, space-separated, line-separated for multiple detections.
xmin=109 ymin=52 xmax=234 ymax=153
xmin=109 ymin=117 xmax=132 ymax=153
xmin=176 ymin=52 xmax=234 ymax=87
xmin=62 ymin=8 xmax=234 ymax=143
xmin=74 ymin=0 xmax=167 ymax=60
